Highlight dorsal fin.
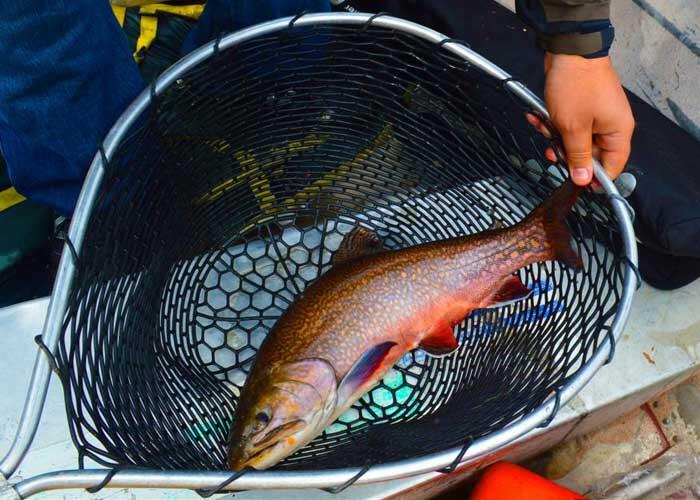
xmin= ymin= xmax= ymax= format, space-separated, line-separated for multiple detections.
xmin=333 ymin=226 xmax=383 ymax=265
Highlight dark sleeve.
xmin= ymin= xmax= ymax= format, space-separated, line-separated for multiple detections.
xmin=515 ymin=0 xmax=614 ymax=58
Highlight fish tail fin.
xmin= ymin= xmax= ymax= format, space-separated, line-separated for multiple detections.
xmin=528 ymin=180 xmax=584 ymax=271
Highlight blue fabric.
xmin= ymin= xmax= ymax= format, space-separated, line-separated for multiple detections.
xmin=0 ymin=0 xmax=330 ymax=215
xmin=182 ymin=0 xmax=330 ymax=54
xmin=0 ymin=0 xmax=145 ymax=215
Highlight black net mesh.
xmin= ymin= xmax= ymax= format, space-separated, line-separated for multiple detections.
xmin=56 ymin=21 xmax=626 ymax=472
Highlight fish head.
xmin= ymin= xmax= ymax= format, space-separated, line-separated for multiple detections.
xmin=228 ymin=358 xmax=338 ymax=470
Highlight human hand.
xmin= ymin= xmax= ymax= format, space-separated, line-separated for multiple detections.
xmin=526 ymin=53 xmax=635 ymax=186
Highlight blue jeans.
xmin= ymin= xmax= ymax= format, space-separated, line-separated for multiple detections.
xmin=0 ymin=0 xmax=144 ymax=216
xmin=0 ymin=0 xmax=329 ymax=216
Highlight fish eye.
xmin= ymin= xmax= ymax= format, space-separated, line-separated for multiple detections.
xmin=255 ymin=411 xmax=270 ymax=428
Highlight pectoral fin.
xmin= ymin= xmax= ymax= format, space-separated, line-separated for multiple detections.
xmin=484 ymin=275 xmax=533 ymax=309
xmin=420 ymin=322 xmax=458 ymax=357
xmin=337 ymin=341 xmax=397 ymax=404
xmin=333 ymin=226 xmax=383 ymax=265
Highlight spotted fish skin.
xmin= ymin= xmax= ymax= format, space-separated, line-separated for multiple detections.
xmin=228 ymin=181 xmax=582 ymax=470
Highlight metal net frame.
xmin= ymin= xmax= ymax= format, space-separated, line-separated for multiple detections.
xmin=1 ymin=13 xmax=637 ymax=497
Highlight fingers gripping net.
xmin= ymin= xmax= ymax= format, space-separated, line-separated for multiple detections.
xmin=56 ymin=21 xmax=626 ymax=472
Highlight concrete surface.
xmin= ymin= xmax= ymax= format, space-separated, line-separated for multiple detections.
xmin=495 ymin=0 xmax=700 ymax=141
xmin=535 ymin=373 xmax=700 ymax=498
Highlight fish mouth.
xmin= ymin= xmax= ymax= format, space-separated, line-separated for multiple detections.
xmin=251 ymin=419 xmax=306 ymax=449
xmin=231 ymin=440 xmax=284 ymax=471
xmin=230 ymin=418 xmax=307 ymax=469
xmin=247 ymin=441 xmax=280 ymax=462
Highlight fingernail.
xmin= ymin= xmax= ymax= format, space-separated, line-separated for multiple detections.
xmin=573 ymin=168 xmax=591 ymax=183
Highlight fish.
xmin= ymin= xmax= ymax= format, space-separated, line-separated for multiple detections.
xmin=227 ymin=180 xmax=583 ymax=470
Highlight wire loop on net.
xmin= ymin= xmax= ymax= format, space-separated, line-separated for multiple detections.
xmin=56 ymin=230 xmax=79 ymax=266
xmin=607 ymin=193 xmax=636 ymax=223
xmin=53 ymin=19 xmax=631 ymax=477
xmin=621 ymin=255 xmax=642 ymax=290
xmin=362 ymin=12 xmax=389 ymax=30
xmin=435 ymin=37 xmax=469 ymax=52
xmin=98 ymin=143 xmax=110 ymax=173
xmin=499 ymin=76 xmax=517 ymax=90
xmin=288 ymin=11 xmax=308 ymax=32
xmin=539 ymin=391 xmax=562 ymax=428
xmin=603 ymin=325 xmax=617 ymax=365
xmin=321 ymin=463 xmax=372 ymax=494
xmin=149 ymin=81 xmax=159 ymax=119
xmin=34 ymin=335 xmax=61 ymax=376
xmin=438 ymin=437 xmax=474 ymax=474
xmin=194 ymin=467 xmax=251 ymax=498
xmin=86 ymin=466 xmax=128 ymax=494
xmin=213 ymin=32 xmax=224 ymax=58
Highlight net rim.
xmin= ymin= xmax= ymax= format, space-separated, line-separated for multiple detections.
xmin=39 ymin=12 xmax=637 ymax=490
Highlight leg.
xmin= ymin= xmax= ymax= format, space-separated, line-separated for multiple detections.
xmin=0 ymin=0 xmax=144 ymax=215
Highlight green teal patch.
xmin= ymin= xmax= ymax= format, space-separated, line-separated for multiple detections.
xmin=372 ymin=387 xmax=393 ymax=408
xmin=384 ymin=369 xmax=403 ymax=389
xmin=396 ymin=385 xmax=413 ymax=405
xmin=326 ymin=367 xmax=418 ymax=434
xmin=186 ymin=417 xmax=226 ymax=443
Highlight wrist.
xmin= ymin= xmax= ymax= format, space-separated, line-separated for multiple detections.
xmin=545 ymin=52 xmax=613 ymax=73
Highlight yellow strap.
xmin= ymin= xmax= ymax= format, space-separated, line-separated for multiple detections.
xmin=139 ymin=3 xmax=205 ymax=20
xmin=132 ymin=4 xmax=204 ymax=62
xmin=111 ymin=1 xmax=164 ymax=6
xmin=195 ymin=134 xmax=327 ymax=206
xmin=0 ymin=187 xmax=26 ymax=212
xmin=111 ymin=5 xmax=127 ymax=27
xmin=134 ymin=14 xmax=158 ymax=63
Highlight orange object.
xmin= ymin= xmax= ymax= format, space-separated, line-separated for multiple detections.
xmin=470 ymin=462 xmax=587 ymax=500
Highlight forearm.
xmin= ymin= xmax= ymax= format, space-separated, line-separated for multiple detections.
xmin=515 ymin=0 xmax=614 ymax=58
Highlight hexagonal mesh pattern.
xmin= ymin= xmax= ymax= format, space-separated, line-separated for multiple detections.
xmin=56 ymin=20 xmax=626 ymax=472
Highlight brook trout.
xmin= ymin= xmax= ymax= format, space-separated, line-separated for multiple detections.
xmin=228 ymin=181 xmax=583 ymax=470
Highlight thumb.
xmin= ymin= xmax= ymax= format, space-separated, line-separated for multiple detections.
xmin=561 ymin=127 xmax=594 ymax=186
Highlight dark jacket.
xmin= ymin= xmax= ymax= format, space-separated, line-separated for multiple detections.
xmin=516 ymin=0 xmax=614 ymax=57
